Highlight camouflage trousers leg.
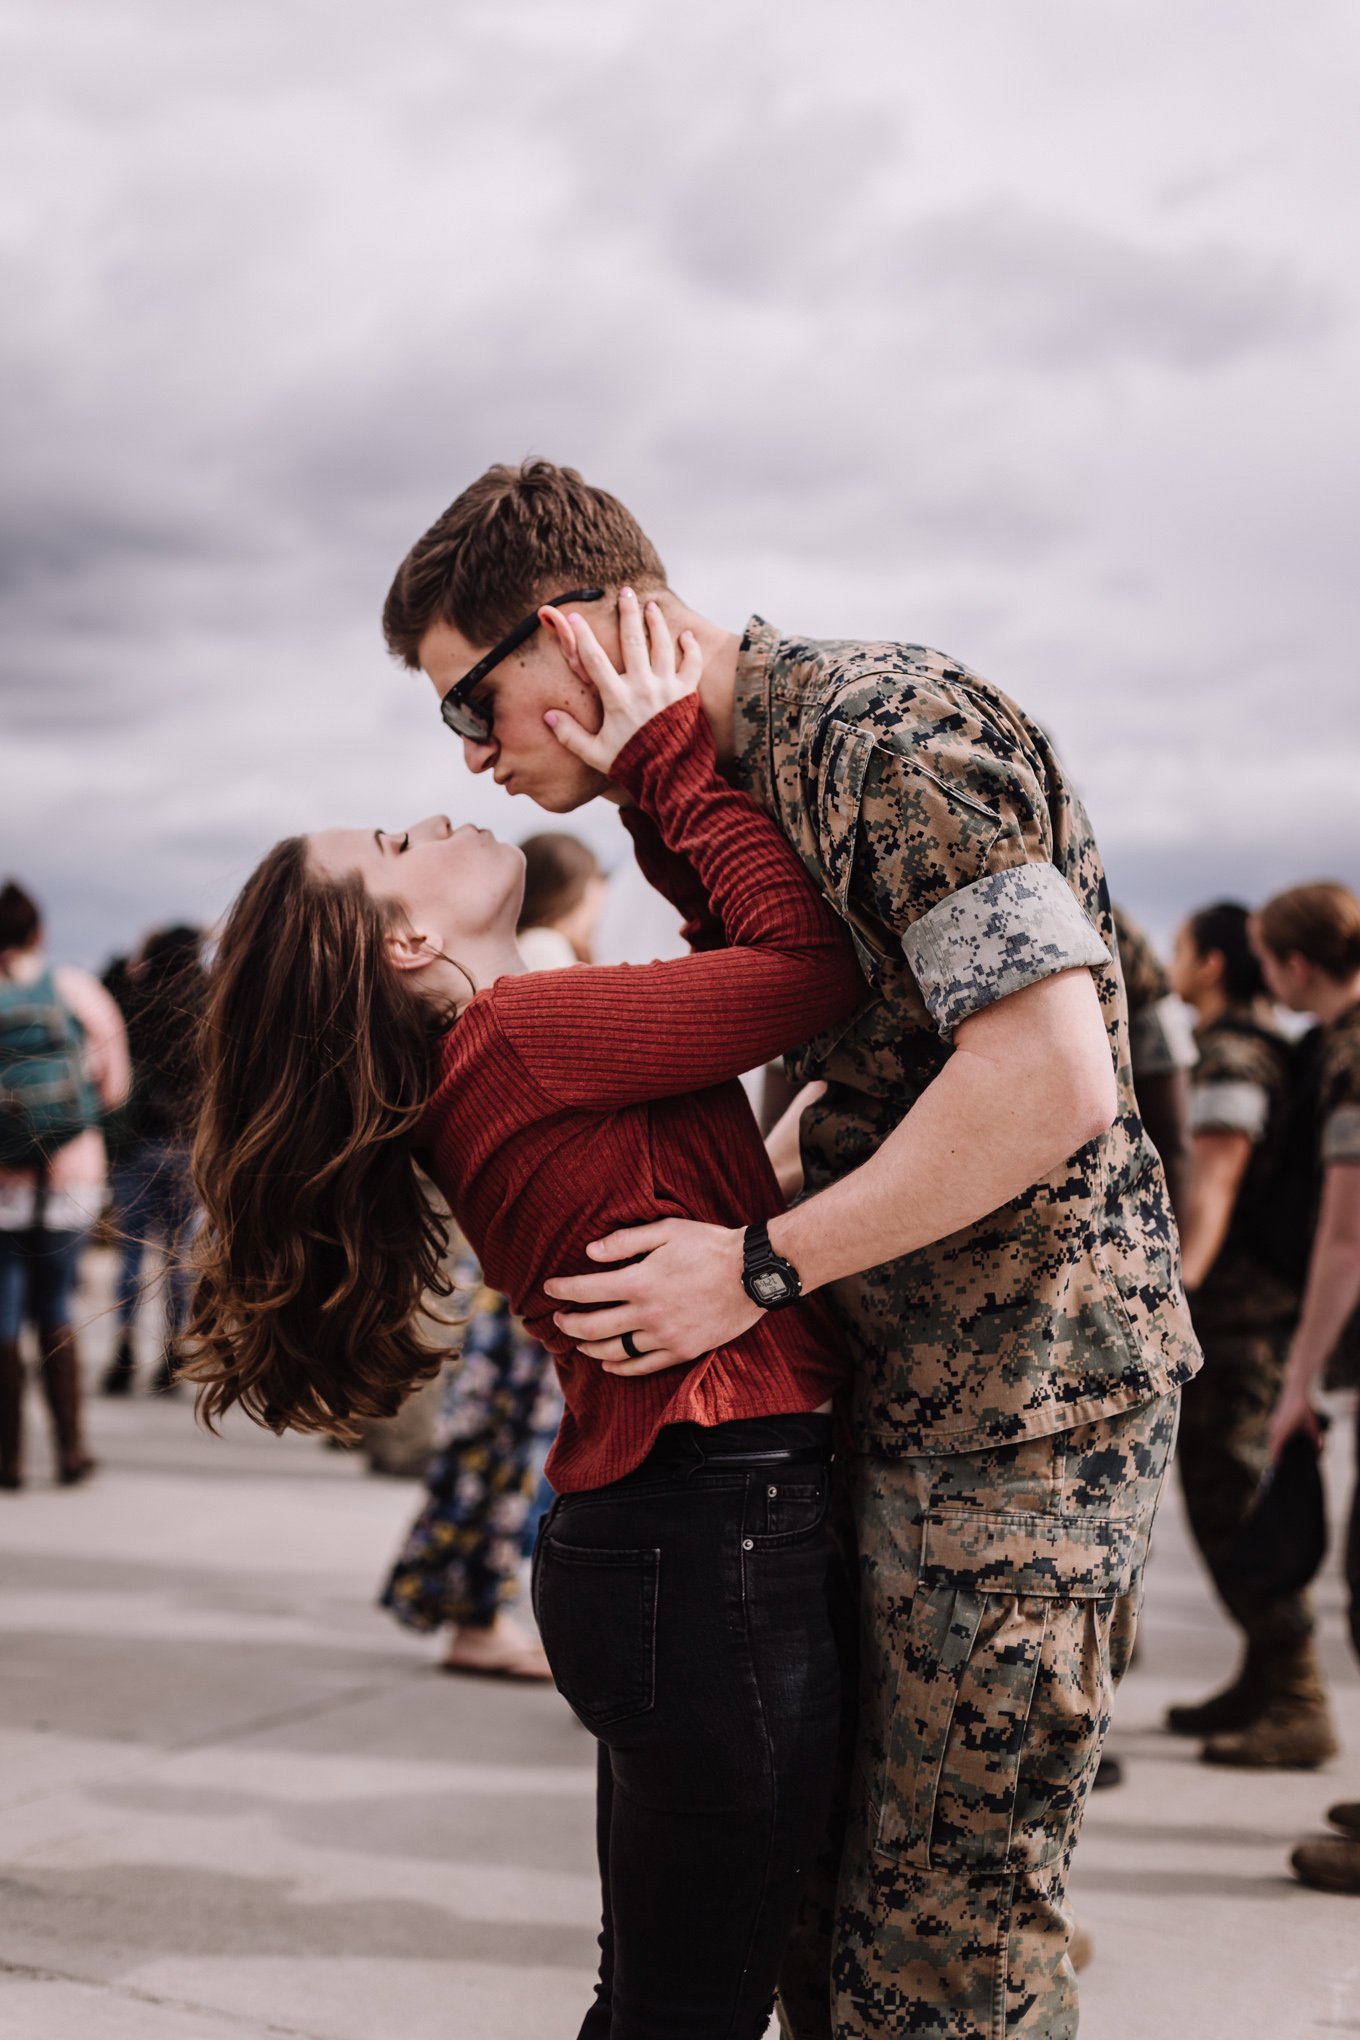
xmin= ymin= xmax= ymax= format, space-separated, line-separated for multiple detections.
xmin=779 ymin=1391 xmax=1179 ymax=2040
xmin=1175 ymin=1324 xmax=1312 ymax=1649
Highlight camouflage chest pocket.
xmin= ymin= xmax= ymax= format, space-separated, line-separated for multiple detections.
xmin=875 ymin=1507 xmax=1136 ymax=1875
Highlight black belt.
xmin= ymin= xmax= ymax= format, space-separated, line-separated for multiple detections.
xmin=639 ymin=1412 xmax=834 ymax=1477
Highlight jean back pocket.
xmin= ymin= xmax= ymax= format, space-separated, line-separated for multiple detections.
xmin=534 ymin=1537 xmax=659 ymax=1733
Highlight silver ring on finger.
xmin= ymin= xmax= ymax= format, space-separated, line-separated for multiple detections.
xmin=620 ymin=1330 xmax=643 ymax=1361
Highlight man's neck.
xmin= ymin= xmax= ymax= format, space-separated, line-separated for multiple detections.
xmin=659 ymin=597 xmax=743 ymax=765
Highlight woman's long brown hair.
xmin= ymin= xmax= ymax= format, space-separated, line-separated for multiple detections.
xmin=183 ymin=838 xmax=454 ymax=1439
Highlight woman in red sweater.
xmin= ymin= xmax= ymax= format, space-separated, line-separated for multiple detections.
xmin=187 ymin=595 xmax=866 ymax=2039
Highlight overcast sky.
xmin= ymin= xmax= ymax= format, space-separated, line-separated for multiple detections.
xmin=3 ymin=0 xmax=1357 ymax=970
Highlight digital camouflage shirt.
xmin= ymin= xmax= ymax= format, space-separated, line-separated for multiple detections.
xmin=1318 ymin=999 xmax=1360 ymax=1391
xmin=730 ymin=619 xmax=1201 ymax=1456
xmin=1188 ymin=1006 xmax=1300 ymax=1333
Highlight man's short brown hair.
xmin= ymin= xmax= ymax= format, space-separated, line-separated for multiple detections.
xmin=382 ymin=460 xmax=667 ymax=668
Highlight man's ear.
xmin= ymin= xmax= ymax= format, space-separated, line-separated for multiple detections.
xmin=539 ymin=605 xmax=590 ymax=684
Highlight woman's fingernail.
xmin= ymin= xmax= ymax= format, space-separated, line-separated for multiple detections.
xmin=544 ymin=711 xmax=559 ymax=728
xmin=621 ymin=585 xmax=634 ymax=600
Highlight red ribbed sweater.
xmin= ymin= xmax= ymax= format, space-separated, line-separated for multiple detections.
xmin=416 ymin=694 xmax=867 ymax=1492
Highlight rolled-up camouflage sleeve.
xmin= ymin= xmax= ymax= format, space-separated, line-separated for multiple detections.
xmin=1322 ymin=1104 xmax=1360 ymax=1165
xmin=1191 ymin=1080 xmax=1270 ymax=1141
xmin=1318 ymin=1018 xmax=1360 ymax=1165
xmin=901 ymin=863 xmax=1109 ymax=1040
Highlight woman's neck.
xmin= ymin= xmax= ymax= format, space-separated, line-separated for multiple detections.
xmin=0 ymin=947 xmax=44 ymax=985
xmin=1193 ymin=982 xmax=1231 ymax=1029
xmin=424 ymin=934 xmax=527 ymax=1016
xmin=1311 ymin=972 xmax=1360 ymax=1028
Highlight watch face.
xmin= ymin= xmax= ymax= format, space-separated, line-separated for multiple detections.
xmin=751 ymin=1265 xmax=796 ymax=1306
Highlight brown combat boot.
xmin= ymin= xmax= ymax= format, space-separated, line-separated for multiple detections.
xmin=1201 ymin=1637 xmax=1339 ymax=1770
xmin=38 ymin=1327 xmax=96 ymax=1485
xmin=1166 ymin=1643 xmax=1270 ymax=1737
xmin=1327 ymin=1802 xmax=1360 ymax=1839
xmin=0 ymin=1338 xmax=24 ymax=1489
xmin=1291 ymin=1836 xmax=1360 ymax=1894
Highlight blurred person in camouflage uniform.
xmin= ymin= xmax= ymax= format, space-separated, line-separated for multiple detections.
xmin=1080 ymin=907 xmax=1196 ymax=1799
xmin=1167 ymin=902 xmax=1337 ymax=1768
xmin=384 ymin=463 xmax=1201 ymax=2038
xmin=1252 ymin=884 xmax=1360 ymax=1897
xmin=1111 ymin=904 xmax=1197 ymax=1224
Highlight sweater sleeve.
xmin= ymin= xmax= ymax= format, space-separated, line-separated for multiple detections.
xmin=617 ymin=805 xmax=725 ymax=952
xmin=492 ymin=696 xmax=867 ymax=1109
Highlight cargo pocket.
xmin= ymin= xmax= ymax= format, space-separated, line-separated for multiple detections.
xmin=533 ymin=1537 xmax=659 ymax=1734
xmin=874 ymin=1507 xmax=1135 ymax=1874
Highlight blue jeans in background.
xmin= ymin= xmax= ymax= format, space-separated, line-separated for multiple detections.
xmin=0 ymin=1226 xmax=85 ymax=1341
xmin=111 ymin=1141 xmax=196 ymax=1336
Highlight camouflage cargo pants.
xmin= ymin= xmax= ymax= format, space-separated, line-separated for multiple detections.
xmin=778 ymin=1390 xmax=1179 ymax=2040
xmin=1175 ymin=1323 xmax=1313 ymax=1649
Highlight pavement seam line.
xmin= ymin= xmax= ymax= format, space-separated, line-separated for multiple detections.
xmin=171 ymin=1666 xmax=431 ymax=1754
xmin=0 ymin=1953 xmax=332 ymax=2040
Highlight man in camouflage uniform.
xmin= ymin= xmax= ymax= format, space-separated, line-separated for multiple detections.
xmin=1251 ymin=887 xmax=1360 ymax=1894
xmin=384 ymin=466 xmax=1201 ymax=2038
xmin=1163 ymin=902 xmax=1336 ymax=1767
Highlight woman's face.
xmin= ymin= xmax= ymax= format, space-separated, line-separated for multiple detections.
xmin=1169 ymin=922 xmax=1212 ymax=1008
xmin=308 ymin=814 xmax=526 ymax=955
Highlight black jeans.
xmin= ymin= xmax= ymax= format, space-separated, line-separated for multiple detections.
xmin=532 ymin=1412 xmax=845 ymax=2040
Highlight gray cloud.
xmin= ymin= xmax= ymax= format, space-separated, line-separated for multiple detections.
xmin=1 ymin=0 xmax=1357 ymax=973
xmin=886 ymin=204 xmax=1336 ymax=369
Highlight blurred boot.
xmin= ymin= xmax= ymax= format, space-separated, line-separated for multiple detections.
xmin=1165 ymin=1642 xmax=1270 ymax=1737
xmin=1327 ymin=1802 xmax=1360 ymax=1839
xmin=1290 ymin=1837 xmax=1360 ymax=1894
xmin=1091 ymin=1754 xmax=1123 ymax=1790
xmin=100 ymin=1331 xmax=136 ymax=1397
xmin=38 ymin=1327 xmax=96 ymax=1484
xmin=1202 ymin=1638 xmax=1338 ymax=1770
xmin=0 ymin=1339 xmax=24 ymax=1489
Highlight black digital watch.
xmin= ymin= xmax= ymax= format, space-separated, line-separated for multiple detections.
xmin=740 ymin=1222 xmax=803 ymax=1310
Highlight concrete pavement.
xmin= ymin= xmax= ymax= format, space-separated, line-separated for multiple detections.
xmin=1 ymin=1247 xmax=1358 ymax=2038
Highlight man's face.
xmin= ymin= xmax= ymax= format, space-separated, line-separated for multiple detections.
xmin=418 ymin=614 xmax=611 ymax=813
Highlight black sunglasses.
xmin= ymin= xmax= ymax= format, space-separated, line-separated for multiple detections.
xmin=438 ymin=588 xmax=605 ymax=744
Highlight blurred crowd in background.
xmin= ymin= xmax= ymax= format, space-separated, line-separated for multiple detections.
xmin=2 ymin=845 xmax=1359 ymax=1894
